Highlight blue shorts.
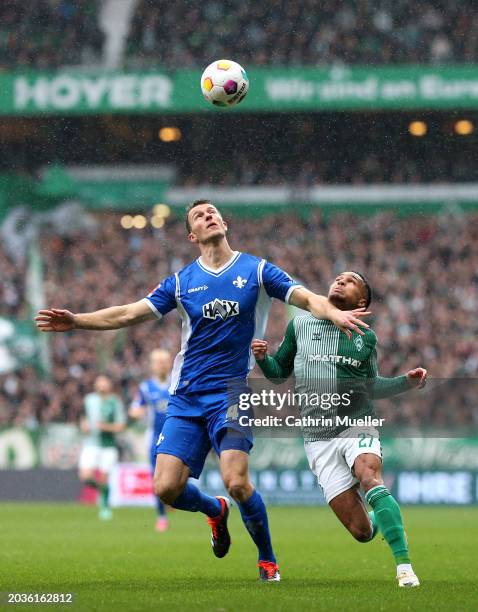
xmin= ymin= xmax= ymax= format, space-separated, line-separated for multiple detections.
xmin=155 ymin=391 xmax=253 ymax=479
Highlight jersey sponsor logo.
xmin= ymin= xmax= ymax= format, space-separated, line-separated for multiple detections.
xmin=354 ymin=336 xmax=364 ymax=351
xmin=233 ymin=275 xmax=247 ymax=289
xmin=188 ymin=284 xmax=209 ymax=293
xmin=308 ymin=354 xmax=362 ymax=367
xmin=203 ymin=299 xmax=240 ymax=321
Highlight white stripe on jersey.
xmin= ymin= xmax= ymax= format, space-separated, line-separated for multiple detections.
xmin=169 ymin=272 xmax=193 ymax=394
xmin=142 ymin=297 xmax=163 ymax=320
xmin=249 ymin=259 xmax=272 ymax=371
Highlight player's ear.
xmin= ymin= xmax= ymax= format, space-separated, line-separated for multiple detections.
xmin=188 ymin=231 xmax=198 ymax=244
xmin=223 ymin=219 xmax=228 ymax=232
xmin=357 ymin=296 xmax=367 ymax=308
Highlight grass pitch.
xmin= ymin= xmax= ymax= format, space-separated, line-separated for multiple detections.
xmin=0 ymin=503 xmax=477 ymax=611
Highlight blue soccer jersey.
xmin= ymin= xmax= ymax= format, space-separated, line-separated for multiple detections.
xmin=143 ymin=252 xmax=301 ymax=399
xmin=131 ymin=378 xmax=169 ymax=442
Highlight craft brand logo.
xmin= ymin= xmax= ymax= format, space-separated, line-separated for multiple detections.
xmin=188 ymin=285 xmax=208 ymax=293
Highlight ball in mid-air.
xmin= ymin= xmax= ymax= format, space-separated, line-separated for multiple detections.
xmin=201 ymin=59 xmax=249 ymax=107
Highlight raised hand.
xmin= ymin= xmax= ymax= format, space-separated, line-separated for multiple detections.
xmin=329 ymin=308 xmax=372 ymax=339
xmin=251 ymin=339 xmax=268 ymax=361
xmin=406 ymin=367 xmax=427 ymax=389
xmin=35 ymin=309 xmax=76 ymax=332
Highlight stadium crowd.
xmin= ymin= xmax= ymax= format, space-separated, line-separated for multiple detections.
xmin=174 ymin=152 xmax=478 ymax=188
xmin=126 ymin=0 xmax=478 ymax=68
xmin=0 ymin=1 xmax=477 ymax=71
xmin=0 ymin=0 xmax=103 ymax=70
xmin=1 ymin=209 xmax=477 ymax=428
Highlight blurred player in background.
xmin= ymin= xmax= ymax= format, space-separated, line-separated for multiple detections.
xmin=35 ymin=200 xmax=370 ymax=582
xmin=79 ymin=375 xmax=126 ymax=521
xmin=252 ymin=271 xmax=426 ymax=587
xmin=129 ymin=348 xmax=172 ymax=532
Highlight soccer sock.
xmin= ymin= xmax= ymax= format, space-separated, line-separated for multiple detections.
xmin=365 ymin=485 xmax=410 ymax=565
xmin=172 ymin=482 xmax=222 ymax=517
xmin=238 ymin=490 xmax=276 ymax=563
xmin=368 ymin=510 xmax=378 ymax=541
xmin=156 ymin=496 xmax=166 ymax=517
xmin=99 ymin=483 xmax=110 ymax=510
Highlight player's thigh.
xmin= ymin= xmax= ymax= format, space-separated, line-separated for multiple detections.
xmin=78 ymin=446 xmax=99 ymax=477
xmin=328 ymin=485 xmax=372 ymax=540
xmin=155 ymin=415 xmax=211 ymax=480
xmin=219 ymin=448 xmax=250 ymax=483
xmin=98 ymin=447 xmax=119 ymax=475
xmin=154 ymin=453 xmax=190 ymax=491
xmin=342 ymin=428 xmax=383 ymax=489
xmin=304 ymin=439 xmax=357 ymax=504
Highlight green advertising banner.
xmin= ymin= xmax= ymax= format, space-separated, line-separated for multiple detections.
xmin=2 ymin=66 xmax=478 ymax=115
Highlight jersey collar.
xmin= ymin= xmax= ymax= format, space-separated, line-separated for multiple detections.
xmin=196 ymin=251 xmax=241 ymax=276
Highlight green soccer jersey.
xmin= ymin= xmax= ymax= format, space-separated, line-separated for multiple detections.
xmin=83 ymin=392 xmax=126 ymax=448
xmin=257 ymin=314 xmax=410 ymax=440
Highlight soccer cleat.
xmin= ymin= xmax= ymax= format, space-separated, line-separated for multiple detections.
xmin=155 ymin=517 xmax=169 ymax=532
xmin=397 ymin=569 xmax=420 ymax=587
xmin=98 ymin=508 xmax=112 ymax=521
xmin=258 ymin=561 xmax=281 ymax=582
xmin=206 ymin=496 xmax=231 ymax=558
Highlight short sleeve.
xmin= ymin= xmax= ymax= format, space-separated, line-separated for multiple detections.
xmin=260 ymin=260 xmax=302 ymax=303
xmin=143 ymin=274 xmax=177 ymax=319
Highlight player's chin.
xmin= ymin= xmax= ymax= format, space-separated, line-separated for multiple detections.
xmin=203 ymin=228 xmax=226 ymax=241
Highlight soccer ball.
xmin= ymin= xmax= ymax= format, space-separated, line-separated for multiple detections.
xmin=200 ymin=59 xmax=249 ymax=107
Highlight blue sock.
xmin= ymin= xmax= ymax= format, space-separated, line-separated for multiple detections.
xmin=172 ymin=482 xmax=221 ymax=517
xmin=156 ymin=496 xmax=166 ymax=517
xmin=238 ymin=490 xmax=276 ymax=563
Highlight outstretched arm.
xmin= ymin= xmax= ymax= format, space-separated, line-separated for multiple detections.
xmin=35 ymin=300 xmax=156 ymax=332
xmin=288 ymin=287 xmax=371 ymax=339
xmin=366 ymin=345 xmax=427 ymax=398
xmin=371 ymin=368 xmax=427 ymax=398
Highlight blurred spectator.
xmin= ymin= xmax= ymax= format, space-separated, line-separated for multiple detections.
xmin=2 ymin=208 xmax=478 ymax=427
xmin=0 ymin=0 xmax=104 ymax=70
xmin=126 ymin=0 xmax=478 ymax=68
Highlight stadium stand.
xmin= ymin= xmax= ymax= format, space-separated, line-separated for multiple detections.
xmin=126 ymin=0 xmax=478 ymax=68
xmin=0 ymin=0 xmax=104 ymax=70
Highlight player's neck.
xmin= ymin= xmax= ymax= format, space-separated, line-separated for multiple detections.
xmin=198 ymin=239 xmax=235 ymax=270
xmin=153 ymin=375 xmax=168 ymax=384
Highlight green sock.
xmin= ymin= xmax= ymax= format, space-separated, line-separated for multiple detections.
xmin=365 ymin=485 xmax=410 ymax=565
xmin=99 ymin=484 xmax=110 ymax=510
xmin=368 ymin=511 xmax=378 ymax=541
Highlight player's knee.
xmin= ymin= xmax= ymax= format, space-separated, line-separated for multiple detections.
xmin=153 ymin=476 xmax=180 ymax=504
xmin=359 ymin=474 xmax=382 ymax=492
xmin=350 ymin=522 xmax=373 ymax=543
xmin=224 ymin=478 xmax=250 ymax=502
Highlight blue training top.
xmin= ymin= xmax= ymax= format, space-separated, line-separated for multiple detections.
xmin=143 ymin=251 xmax=301 ymax=396
xmin=131 ymin=378 xmax=169 ymax=441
